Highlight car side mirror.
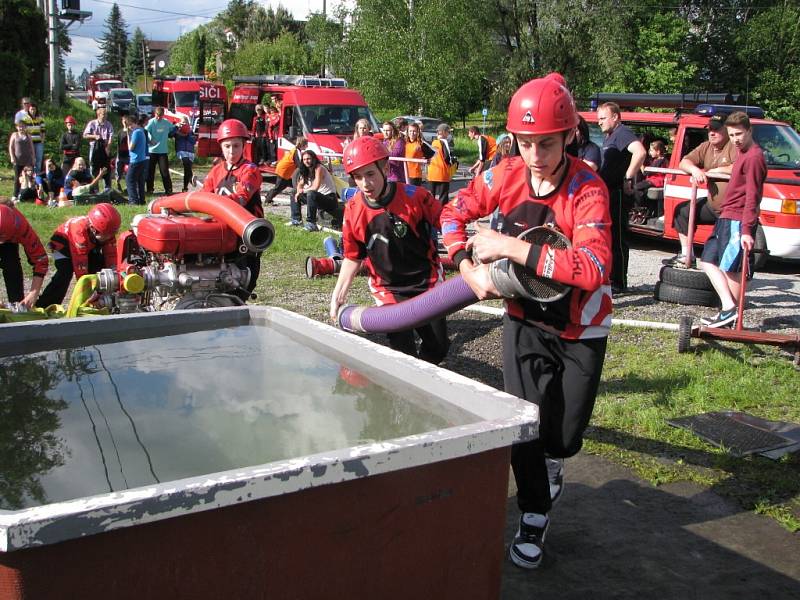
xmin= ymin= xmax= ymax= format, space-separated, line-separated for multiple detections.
xmin=288 ymin=126 xmax=299 ymax=140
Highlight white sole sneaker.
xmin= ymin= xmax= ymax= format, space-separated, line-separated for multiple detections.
xmin=509 ymin=513 xmax=549 ymax=569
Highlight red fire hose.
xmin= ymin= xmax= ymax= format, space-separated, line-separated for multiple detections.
xmin=150 ymin=191 xmax=275 ymax=253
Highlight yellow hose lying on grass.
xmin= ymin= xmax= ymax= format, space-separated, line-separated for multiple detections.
xmin=0 ymin=275 xmax=110 ymax=324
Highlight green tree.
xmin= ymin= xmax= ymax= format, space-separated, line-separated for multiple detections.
xmin=244 ymin=4 xmax=297 ymax=44
xmin=192 ymin=29 xmax=207 ymax=75
xmin=124 ymin=27 xmax=149 ymax=86
xmin=231 ymin=32 xmax=312 ymax=76
xmin=98 ymin=3 xmax=129 ymax=76
xmin=0 ymin=0 xmax=47 ymax=113
xmin=305 ymin=13 xmax=343 ymax=77
xmin=166 ymin=26 xmax=218 ymax=76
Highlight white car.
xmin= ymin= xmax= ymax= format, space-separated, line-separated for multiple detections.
xmin=394 ymin=115 xmax=454 ymax=146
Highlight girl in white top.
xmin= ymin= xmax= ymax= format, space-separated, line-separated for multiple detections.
xmin=292 ymin=150 xmax=340 ymax=231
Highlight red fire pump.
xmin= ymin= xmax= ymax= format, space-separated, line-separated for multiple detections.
xmin=93 ymin=192 xmax=275 ymax=312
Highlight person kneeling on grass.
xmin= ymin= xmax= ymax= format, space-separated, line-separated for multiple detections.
xmin=291 ymin=150 xmax=340 ymax=231
xmin=330 ymin=135 xmax=449 ymax=364
xmin=698 ymin=111 xmax=766 ymax=328
xmin=36 ymin=203 xmax=121 ymax=308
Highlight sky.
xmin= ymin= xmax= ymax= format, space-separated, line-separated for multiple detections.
xmin=63 ymin=0 xmax=345 ymax=77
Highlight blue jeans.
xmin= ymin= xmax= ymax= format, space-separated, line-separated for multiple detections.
xmin=33 ymin=143 xmax=44 ymax=173
xmin=126 ymin=159 xmax=148 ymax=205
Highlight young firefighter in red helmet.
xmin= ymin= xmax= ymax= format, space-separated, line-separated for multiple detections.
xmin=330 ymin=136 xmax=449 ymax=363
xmin=202 ymin=118 xmax=264 ymax=300
xmin=440 ymin=73 xmax=613 ymax=569
xmin=0 ymin=203 xmax=48 ymax=308
xmin=36 ymin=203 xmax=121 ymax=307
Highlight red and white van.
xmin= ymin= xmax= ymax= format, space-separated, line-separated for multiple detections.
xmin=151 ymin=76 xmax=228 ymax=157
xmin=87 ymin=73 xmax=123 ymax=110
xmin=227 ymin=75 xmax=381 ymax=174
xmin=582 ymin=94 xmax=800 ymax=265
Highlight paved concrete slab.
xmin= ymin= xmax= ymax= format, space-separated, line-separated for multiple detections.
xmin=501 ymin=452 xmax=800 ymax=599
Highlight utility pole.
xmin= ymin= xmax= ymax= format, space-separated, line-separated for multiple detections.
xmin=49 ymin=0 xmax=60 ymax=104
xmin=142 ymin=39 xmax=148 ymax=91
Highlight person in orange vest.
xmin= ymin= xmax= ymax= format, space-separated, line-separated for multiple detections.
xmin=35 ymin=203 xmax=120 ymax=307
xmin=0 ymin=203 xmax=48 ymax=307
xmin=404 ymin=121 xmax=435 ymax=187
xmin=427 ymin=123 xmax=454 ymax=203
xmin=467 ymin=126 xmax=497 ymax=176
xmin=264 ymin=136 xmax=308 ymax=204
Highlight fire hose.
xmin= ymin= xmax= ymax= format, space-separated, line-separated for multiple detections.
xmin=337 ymin=227 xmax=571 ymax=333
xmin=149 ymin=191 xmax=275 ymax=253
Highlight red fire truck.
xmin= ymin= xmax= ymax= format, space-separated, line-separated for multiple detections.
xmin=581 ymin=93 xmax=800 ymax=266
xmin=87 ymin=73 xmax=123 ymax=110
xmin=227 ymin=75 xmax=381 ymax=175
xmin=151 ymin=76 xmax=228 ymax=157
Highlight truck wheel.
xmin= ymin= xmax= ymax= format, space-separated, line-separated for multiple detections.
xmin=678 ymin=315 xmax=693 ymax=353
xmin=753 ymin=225 xmax=768 ymax=271
xmin=654 ymin=281 xmax=720 ymax=307
xmin=659 ymin=266 xmax=713 ymax=291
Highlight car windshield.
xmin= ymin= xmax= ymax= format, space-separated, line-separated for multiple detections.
xmin=97 ymin=81 xmax=121 ymax=92
xmin=752 ymin=124 xmax=800 ymax=169
xmin=137 ymin=95 xmax=152 ymax=106
xmin=113 ymin=90 xmax=133 ymax=100
xmin=174 ymin=91 xmax=200 ymax=108
xmin=297 ymin=105 xmax=380 ymax=135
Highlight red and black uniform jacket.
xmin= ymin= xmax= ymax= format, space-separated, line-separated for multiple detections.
xmin=50 ymin=216 xmax=116 ymax=277
xmin=4 ymin=208 xmax=48 ymax=278
xmin=343 ymin=183 xmax=444 ymax=305
xmin=267 ymin=113 xmax=280 ymax=141
xmin=252 ymin=115 xmax=269 ymax=139
xmin=202 ymin=157 xmax=263 ymax=219
xmin=441 ymin=156 xmax=613 ymax=340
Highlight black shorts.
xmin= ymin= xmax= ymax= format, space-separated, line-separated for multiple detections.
xmin=701 ymin=218 xmax=754 ymax=274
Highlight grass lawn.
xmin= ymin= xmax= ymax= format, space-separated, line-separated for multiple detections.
xmin=2 ymin=170 xmax=799 ymax=532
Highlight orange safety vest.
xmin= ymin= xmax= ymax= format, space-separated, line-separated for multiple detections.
xmin=483 ymin=135 xmax=497 ymax=161
xmin=275 ymin=147 xmax=299 ymax=180
xmin=427 ymin=139 xmax=451 ymax=183
xmin=405 ymin=139 xmax=424 ymax=180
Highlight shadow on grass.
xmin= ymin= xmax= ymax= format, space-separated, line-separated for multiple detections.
xmin=585 ymin=424 xmax=800 ymax=522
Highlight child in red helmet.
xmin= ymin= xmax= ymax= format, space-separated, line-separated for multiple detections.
xmin=330 ymin=135 xmax=449 ymax=364
xmin=36 ymin=203 xmax=121 ymax=307
xmin=60 ymin=116 xmax=82 ymax=173
xmin=0 ymin=202 xmax=48 ymax=308
xmin=201 ymin=118 xmax=263 ymax=300
xmin=440 ymin=73 xmax=613 ymax=570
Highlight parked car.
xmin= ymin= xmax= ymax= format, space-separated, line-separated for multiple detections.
xmin=135 ymin=93 xmax=154 ymax=118
xmin=108 ymin=88 xmax=135 ymax=115
xmin=394 ymin=115 xmax=454 ymax=146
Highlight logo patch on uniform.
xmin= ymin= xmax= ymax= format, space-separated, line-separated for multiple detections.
xmin=482 ymin=169 xmax=494 ymax=189
xmin=442 ymin=222 xmax=459 ymax=235
xmin=522 ymin=111 xmax=535 ymax=124
xmin=543 ymin=247 xmax=556 ymax=279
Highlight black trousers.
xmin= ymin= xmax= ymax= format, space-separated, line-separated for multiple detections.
xmin=387 ymin=316 xmax=450 ymax=365
xmin=609 ymin=187 xmax=632 ymax=289
xmin=264 ymin=176 xmax=293 ymax=203
xmin=303 ymin=190 xmax=339 ymax=224
xmin=37 ymin=252 xmax=105 ymax=308
xmin=430 ymin=181 xmax=450 ymax=204
xmin=181 ymin=157 xmax=194 ymax=191
xmin=0 ymin=242 xmax=24 ymax=302
xmin=147 ymin=153 xmax=172 ymax=194
xmin=232 ymin=252 xmax=261 ymax=301
xmin=503 ymin=316 xmax=607 ymax=515
xmin=673 ymin=198 xmax=718 ymax=235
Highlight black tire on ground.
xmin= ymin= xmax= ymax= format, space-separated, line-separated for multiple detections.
xmin=678 ymin=315 xmax=693 ymax=353
xmin=659 ymin=266 xmax=714 ymax=290
xmin=753 ymin=225 xmax=768 ymax=271
xmin=654 ymin=281 xmax=720 ymax=307
xmin=174 ymin=293 xmax=244 ymax=310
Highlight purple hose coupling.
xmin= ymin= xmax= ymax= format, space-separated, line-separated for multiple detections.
xmin=336 ymin=275 xmax=479 ymax=334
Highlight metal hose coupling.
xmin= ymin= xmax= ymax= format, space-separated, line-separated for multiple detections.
xmin=241 ymin=218 xmax=275 ymax=253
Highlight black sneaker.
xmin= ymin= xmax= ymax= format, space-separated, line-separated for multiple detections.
xmin=662 ymin=254 xmax=696 ymax=269
xmin=704 ymin=307 xmax=737 ymax=328
xmin=510 ymin=512 xmax=549 ymax=569
xmin=547 ymin=458 xmax=564 ymax=505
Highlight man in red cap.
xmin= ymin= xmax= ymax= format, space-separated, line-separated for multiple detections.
xmin=36 ymin=203 xmax=121 ymax=307
xmin=330 ymin=135 xmax=449 ymax=363
xmin=440 ymin=73 xmax=612 ymax=569
xmin=202 ymin=118 xmax=263 ymax=299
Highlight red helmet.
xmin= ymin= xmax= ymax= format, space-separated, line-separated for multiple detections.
xmin=64 ymin=115 xmax=77 ymax=125
xmin=506 ymin=73 xmax=579 ymax=136
xmin=342 ymin=136 xmax=389 ymax=174
xmin=217 ymin=119 xmax=250 ymax=143
xmin=87 ymin=203 xmax=121 ymax=238
xmin=0 ymin=205 xmax=19 ymax=242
